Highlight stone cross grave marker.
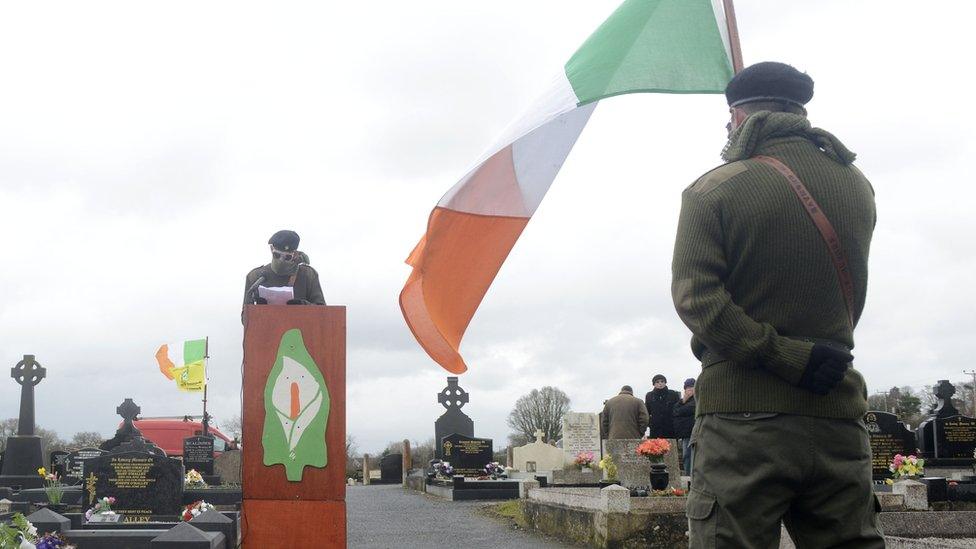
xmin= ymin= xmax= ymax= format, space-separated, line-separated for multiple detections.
xmin=0 ymin=355 xmax=47 ymax=485
xmin=434 ymin=377 xmax=474 ymax=459
xmin=12 ymin=354 xmax=46 ymax=435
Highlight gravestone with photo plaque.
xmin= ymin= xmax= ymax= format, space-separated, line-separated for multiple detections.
xmin=441 ymin=434 xmax=492 ymax=477
xmin=865 ymin=411 xmax=917 ymax=479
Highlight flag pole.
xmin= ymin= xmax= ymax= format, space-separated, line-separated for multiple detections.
xmin=722 ymin=0 xmax=745 ymax=73
xmin=202 ymin=336 xmax=210 ymax=436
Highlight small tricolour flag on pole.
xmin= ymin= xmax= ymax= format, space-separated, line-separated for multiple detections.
xmin=155 ymin=338 xmax=207 ymax=392
xmin=400 ymin=0 xmax=740 ymax=374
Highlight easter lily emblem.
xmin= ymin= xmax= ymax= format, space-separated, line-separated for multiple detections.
xmin=263 ymin=328 xmax=330 ymax=481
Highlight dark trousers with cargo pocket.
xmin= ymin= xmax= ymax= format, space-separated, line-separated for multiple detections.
xmin=687 ymin=413 xmax=884 ymax=549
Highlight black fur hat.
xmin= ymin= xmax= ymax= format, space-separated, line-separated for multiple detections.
xmin=725 ymin=61 xmax=814 ymax=108
xmin=268 ymin=230 xmax=300 ymax=252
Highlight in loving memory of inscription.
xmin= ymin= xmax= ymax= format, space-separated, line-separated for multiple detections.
xmin=109 ymin=458 xmax=155 ymax=489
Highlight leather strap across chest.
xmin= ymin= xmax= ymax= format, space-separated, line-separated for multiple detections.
xmin=754 ymin=155 xmax=856 ymax=328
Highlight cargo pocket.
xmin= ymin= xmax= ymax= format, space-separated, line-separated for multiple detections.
xmin=687 ymin=488 xmax=717 ymax=548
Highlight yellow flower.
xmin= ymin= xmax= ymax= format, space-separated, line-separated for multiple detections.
xmin=885 ymin=478 xmax=893 ymax=485
xmin=37 ymin=467 xmax=46 ymax=477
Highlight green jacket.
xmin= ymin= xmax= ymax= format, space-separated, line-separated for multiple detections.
xmin=671 ymin=112 xmax=875 ymax=419
xmin=244 ymin=264 xmax=326 ymax=305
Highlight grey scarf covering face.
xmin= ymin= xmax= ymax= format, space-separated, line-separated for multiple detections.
xmin=721 ymin=111 xmax=857 ymax=164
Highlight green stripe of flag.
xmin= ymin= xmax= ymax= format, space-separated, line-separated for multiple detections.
xmin=565 ymin=0 xmax=733 ymax=106
xmin=183 ymin=338 xmax=207 ymax=364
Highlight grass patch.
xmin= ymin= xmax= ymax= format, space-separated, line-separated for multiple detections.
xmin=481 ymin=500 xmax=529 ymax=529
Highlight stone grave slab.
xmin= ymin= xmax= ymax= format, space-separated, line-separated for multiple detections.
xmin=604 ymin=438 xmax=680 ymax=489
xmin=441 ymin=434 xmax=492 ymax=477
xmin=213 ymin=450 xmax=241 ymax=484
xmin=379 ymin=453 xmax=402 ymax=482
xmin=50 ymin=450 xmax=69 ymax=478
xmin=183 ymin=436 xmax=215 ymax=476
xmin=85 ymin=439 xmax=183 ymax=522
xmin=513 ymin=429 xmax=565 ymax=473
xmin=561 ymin=412 xmax=600 ymax=466
xmin=865 ymin=411 xmax=917 ymax=479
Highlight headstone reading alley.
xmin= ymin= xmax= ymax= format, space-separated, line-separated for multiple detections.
xmin=0 ymin=355 xmax=47 ymax=489
xmin=917 ymin=380 xmax=976 ymax=463
xmin=441 ymin=433 xmax=493 ymax=476
xmin=183 ymin=435 xmax=216 ymax=476
xmin=434 ymin=377 xmax=474 ymax=459
xmin=865 ymin=411 xmax=917 ymax=478
xmin=85 ymin=399 xmax=183 ymax=521
xmin=560 ymin=412 xmax=601 ymax=465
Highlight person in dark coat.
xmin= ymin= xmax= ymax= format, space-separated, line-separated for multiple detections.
xmin=645 ymin=374 xmax=680 ymax=438
xmin=672 ymin=378 xmax=696 ymax=475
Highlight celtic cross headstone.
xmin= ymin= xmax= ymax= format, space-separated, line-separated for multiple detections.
xmin=11 ymin=354 xmax=45 ymax=435
xmin=434 ymin=377 xmax=474 ymax=459
xmin=0 ymin=355 xmax=47 ymax=487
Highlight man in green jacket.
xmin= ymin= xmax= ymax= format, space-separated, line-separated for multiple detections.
xmin=244 ymin=230 xmax=326 ymax=307
xmin=601 ymin=386 xmax=650 ymax=440
xmin=672 ymin=62 xmax=883 ymax=548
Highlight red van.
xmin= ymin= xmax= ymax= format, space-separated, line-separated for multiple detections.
xmin=123 ymin=418 xmax=238 ymax=457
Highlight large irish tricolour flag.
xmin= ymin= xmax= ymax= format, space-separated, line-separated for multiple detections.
xmin=401 ymin=0 xmax=739 ymax=374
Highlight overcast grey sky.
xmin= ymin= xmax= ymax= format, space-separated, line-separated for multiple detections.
xmin=1 ymin=1 xmax=973 ymax=454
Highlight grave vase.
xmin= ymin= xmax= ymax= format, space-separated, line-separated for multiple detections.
xmin=648 ymin=456 xmax=669 ymax=491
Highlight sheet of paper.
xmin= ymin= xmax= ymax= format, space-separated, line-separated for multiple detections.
xmin=258 ymin=285 xmax=295 ymax=305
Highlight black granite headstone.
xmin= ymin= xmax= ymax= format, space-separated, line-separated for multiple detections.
xmin=935 ymin=415 xmax=976 ymax=459
xmin=49 ymin=450 xmax=69 ymax=477
xmin=434 ymin=377 xmax=474 ymax=459
xmin=865 ymin=412 xmax=917 ymax=479
xmin=380 ymin=453 xmax=403 ymax=482
xmin=441 ymin=434 xmax=492 ymax=477
xmin=0 ymin=355 xmax=47 ymax=488
xmin=85 ymin=438 xmax=183 ymax=522
xmin=183 ymin=436 xmax=215 ymax=476
xmin=917 ymin=380 xmax=976 ymax=463
xmin=65 ymin=447 xmax=108 ymax=482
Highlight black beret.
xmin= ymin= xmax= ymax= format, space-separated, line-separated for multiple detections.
xmin=268 ymin=230 xmax=300 ymax=252
xmin=725 ymin=61 xmax=814 ymax=108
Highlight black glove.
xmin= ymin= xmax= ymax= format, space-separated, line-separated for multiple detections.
xmin=255 ymin=297 xmax=268 ymax=305
xmin=798 ymin=344 xmax=853 ymax=395
xmin=286 ymin=299 xmax=311 ymax=305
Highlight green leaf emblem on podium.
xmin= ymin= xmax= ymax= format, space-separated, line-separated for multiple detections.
xmin=262 ymin=328 xmax=330 ymax=481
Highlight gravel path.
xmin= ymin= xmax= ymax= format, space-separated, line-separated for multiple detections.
xmin=346 ymin=484 xmax=571 ymax=549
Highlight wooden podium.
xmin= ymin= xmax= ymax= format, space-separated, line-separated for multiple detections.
xmin=241 ymin=305 xmax=346 ymax=548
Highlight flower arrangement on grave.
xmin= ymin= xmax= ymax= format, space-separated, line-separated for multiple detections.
xmin=636 ymin=438 xmax=670 ymax=464
xmin=36 ymin=467 xmax=65 ymax=505
xmin=574 ymin=451 xmax=596 ymax=470
xmin=598 ymin=454 xmax=618 ymax=480
xmin=484 ymin=462 xmax=505 ymax=479
xmin=0 ymin=513 xmax=37 ymax=549
xmin=181 ymin=500 xmax=215 ymax=522
xmin=889 ymin=454 xmax=925 ymax=480
xmin=85 ymin=497 xmax=118 ymax=522
xmin=35 ymin=533 xmax=76 ymax=549
xmin=433 ymin=461 xmax=454 ymax=480
xmin=184 ymin=469 xmax=208 ymax=489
